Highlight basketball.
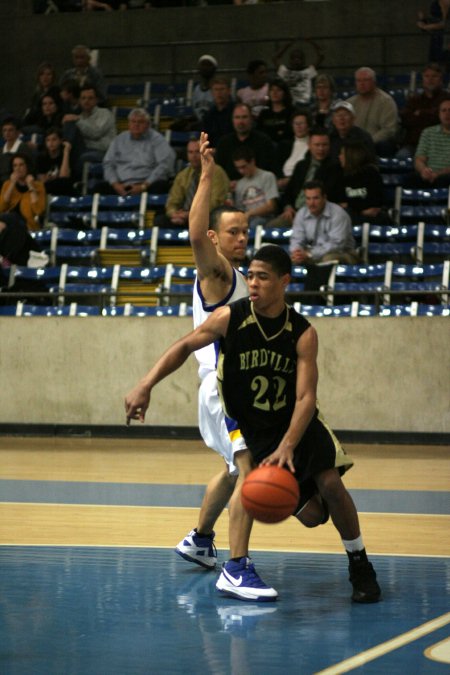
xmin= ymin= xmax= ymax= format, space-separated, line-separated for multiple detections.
xmin=241 ymin=465 xmax=300 ymax=524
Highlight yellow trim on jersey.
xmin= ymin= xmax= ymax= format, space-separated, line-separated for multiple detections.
xmin=250 ymin=302 xmax=292 ymax=342
xmin=316 ymin=406 xmax=354 ymax=471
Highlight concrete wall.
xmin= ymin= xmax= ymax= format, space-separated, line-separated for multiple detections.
xmin=2 ymin=0 xmax=429 ymax=116
xmin=1 ymin=315 xmax=448 ymax=433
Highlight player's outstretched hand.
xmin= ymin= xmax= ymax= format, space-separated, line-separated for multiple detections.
xmin=124 ymin=384 xmax=151 ymax=425
xmin=199 ymin=131 xmax=215 ymax=175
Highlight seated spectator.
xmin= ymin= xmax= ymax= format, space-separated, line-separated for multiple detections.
xmin=155 ymin=137 xmax=229 ymax=227
xmin=269 ymin=127 xmax=343 ymax=228
xmin=273 ymin=39 xmax=324 ymax=106
xmin=191 ymin=55 xmax=218 ymax=123
xmin=0 ymin=153 xmax=46 ymax=232
xmin=99 ymin=108 xmax=176 ymax=195
xmin=347 ymin=67 xmax=399 ymax=156
xmin=256 ymin=78 xmax=294 ymax=144
xmin=60 ymin=45 xmax=107 ymax=106
xmin=215 ymin=103 xmax=276 ymax=183
xmin=408 ymin=96 xmax=450 ymax=187
xmin=23 ymin=62 xmax=60 ymax=128
xmin=35 ymin=92 xmax=65 ymax=136
xmin=232 ymin=145 xmax=279 ymax=227
xmin=62 ymin=85 xmax=116 ymax=169
xmin=36 ymin=128 xmax=76 ymax=196
xmin=398 ymin=62 xmax=448 ymax=158
xmin=337 ymin=139 xmax=385 ymax=224
xmin=275 ymin=109 xmax=311 ymax=190
xmin=236 ymin=59 xmax=270 ymax=119
xmin=0 ymin=213 xmax=46 ymax=267
xmin=290 ymin=179 xmax=358 ymax=265
xmin=309 ymin=73 xmax=336 ymax=129
xmin=0 ymin=117 xmax=35 ymax=186
xmin=60 ymin=79 xmax=81 ymax=116
xmin=202 ymin=75 xmax=235 ymax=148
xmin=329 ymin=100 xmax=375 ymax=161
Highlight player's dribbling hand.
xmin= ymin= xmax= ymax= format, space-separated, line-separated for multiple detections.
xmin=260 ymin=448 xmax=295 ymax=473
xmin=124 ymin=385 xmax=150 ymax=425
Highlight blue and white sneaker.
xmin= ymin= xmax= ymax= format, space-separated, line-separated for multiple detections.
xmin=175 ymin=529 xmax=217 ymax=569
xmin=216 ymin=557 xmax=278 ymax=602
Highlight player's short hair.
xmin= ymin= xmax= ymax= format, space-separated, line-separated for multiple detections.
xmin=251 ymin=244 xmax=292 ymax=277
xmin=209 ymin=206 xmax=245 ymax=232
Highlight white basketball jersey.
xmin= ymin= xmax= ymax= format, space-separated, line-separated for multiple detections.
xmin=193 ymin=268 xmax=248 ymax=380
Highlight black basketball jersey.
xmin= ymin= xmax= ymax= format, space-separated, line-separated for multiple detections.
xmin=217 ymin=297 xmax=313 ymax=463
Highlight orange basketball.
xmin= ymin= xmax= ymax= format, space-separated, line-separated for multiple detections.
xmin=241 ymin=465 xmax=300 ymax=524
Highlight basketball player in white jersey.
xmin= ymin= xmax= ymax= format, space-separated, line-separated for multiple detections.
xmin=174 ymin=132 xmax=277 ymax=601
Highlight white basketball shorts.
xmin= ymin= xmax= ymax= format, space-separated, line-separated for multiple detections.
xmin=198 ymin=370 xmax=247 ymax=476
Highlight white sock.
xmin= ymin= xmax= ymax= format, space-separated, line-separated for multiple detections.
xmin=342 ymin=535 xmax=364 ymax=553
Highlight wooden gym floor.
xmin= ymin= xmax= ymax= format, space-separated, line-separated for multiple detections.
xmin=0 ymin=436 xmax=449 ymax=674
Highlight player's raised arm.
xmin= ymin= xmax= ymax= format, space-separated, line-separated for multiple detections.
xmin=189 ymin=131 xmax=228 ymax=277
xmin=124 ymin=304 xmax=231 ymax=425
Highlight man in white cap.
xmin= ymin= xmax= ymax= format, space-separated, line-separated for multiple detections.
xmin=329 ymin=100 xmax=375 ymax=160
xmin=192 ymin=55 xmax=218 ymax=123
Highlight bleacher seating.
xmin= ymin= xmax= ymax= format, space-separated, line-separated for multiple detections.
xmin=393 ymin=187 xmax=450 ymax=225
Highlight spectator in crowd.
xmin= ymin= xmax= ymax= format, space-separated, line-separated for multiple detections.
xmin=191 ymin=54 xmax=218 ymax=123
xmin=155 ymin=137 xmax=229 ymax=227
xmin=35 ymin=92 xmax=65 ymax=136
xmin=36 ymin=127 xmax=76 ymax=196
xmin=408 ymin=96 xmax=450 ymax=187
xmin=60 ymin=79 xmax=82 ymax=116
xmin=236 ymin=59 xmax=270 ymax=119
xmin=309 ymin=73 xmax=336 ymax=128
xmin=397 ymin=62 xmax=448 ymax=158
xmin=275 ymin=109 xmax=311 ymax=190
xmin=202 ymin=75 xmax=235 ymax=148
xmin=0 ymin=153 xmax=46 ymax=232
xmin=256 ymin=77 xmax=294 ymax=144
xmin=328 ymin=100 xmax=375 ymax=161
xmin=273 ymin=39 xmax=324 ymax=106
xmin=34 ymin=92 xmax=85 ymax=173
xmin=99 ymin=108 xmax=176 ymax=195
xmin=0 ymin=117 xmax=35 ymax=186
xmin=62 ymin=85 xmax=116 ymax=169
xmin=337 ymin=139 xmax=385 ymax=224
xmin=215 ymin=103 xmax=276 ymax=182
xmin=0 ymin=213 xmax=46 ymax=268
xmin=347 ymin=67 xmax=399 ymax=156
xmin=417 ymin=1 xmax=450 ymax=65
xmin=23 ymin=62 xmax=60 ymax=128
xmin=289 ymin=179 xmax=358 ymax=265
xmin=232 ymin=145 xmax=279 ymax=227
xmin=269 ymin=127 xmax=343 ymax=228
xmin=60 ymin=45 xmax=107 ymax=106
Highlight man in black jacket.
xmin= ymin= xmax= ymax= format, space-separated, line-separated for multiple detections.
xmin=269 ymin=127 xmax=343 ymax=227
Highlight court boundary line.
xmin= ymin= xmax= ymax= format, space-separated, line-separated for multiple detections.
xmin=315 ymin=612 xmax=450 ymax=674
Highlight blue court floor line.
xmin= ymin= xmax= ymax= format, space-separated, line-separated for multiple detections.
xmin=0 ymin=479 xmax=449 ymax=514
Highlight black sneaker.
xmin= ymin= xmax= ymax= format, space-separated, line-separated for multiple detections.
xmin=349 ymin=559 xmax=381 ymax=603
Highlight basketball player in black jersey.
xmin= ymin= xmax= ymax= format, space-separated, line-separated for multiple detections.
xmin=125 ymin=244 xmax=381 ymax=603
